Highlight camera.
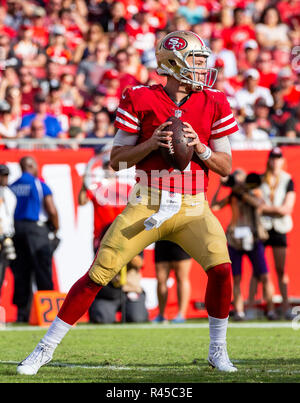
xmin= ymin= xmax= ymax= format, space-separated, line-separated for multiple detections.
xmin=221 ymin=173 xmax=237 ymax=188
xmin=221 ymin=171 xmax=262 ymax=190
xmin=0 ymin=235 xmax=16 ymax=260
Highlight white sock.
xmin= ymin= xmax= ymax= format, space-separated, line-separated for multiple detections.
xmin=208 ymin=315 xmax=228 ymax=346
xmin=41 ymin=317 xmax=72 ymax=348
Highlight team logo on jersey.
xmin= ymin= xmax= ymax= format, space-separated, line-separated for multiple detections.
xmin=174 ymin=109 xmax=182 ymax=118
xmin=163 ymin=37 xmax=187 ymax=51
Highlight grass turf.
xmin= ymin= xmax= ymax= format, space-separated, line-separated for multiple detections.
xmin=0 ymin=321 xmax=300 ymax=383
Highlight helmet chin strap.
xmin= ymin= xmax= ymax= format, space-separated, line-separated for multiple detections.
xmin=181 ymin=79 xmax=203 ymax=92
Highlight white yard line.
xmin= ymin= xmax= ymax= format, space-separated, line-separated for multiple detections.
xmin=0 ymin=322 xmax=295 ymax=332
xmin=1 ymin=360 xmax=300 ymax=374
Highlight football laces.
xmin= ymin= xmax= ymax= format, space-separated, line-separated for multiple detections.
xmin=167 ymin=139 xmax=175 ymax=155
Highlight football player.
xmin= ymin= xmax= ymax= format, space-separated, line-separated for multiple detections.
xmin=17 ymin=31 xmax=239 ymax=375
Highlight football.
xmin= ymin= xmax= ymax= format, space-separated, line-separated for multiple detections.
xmin=160 ymin=116 xmax=194 ymax=171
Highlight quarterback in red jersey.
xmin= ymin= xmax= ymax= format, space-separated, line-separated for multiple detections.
xmin=17 ymin=31 xmax=239 ymax=375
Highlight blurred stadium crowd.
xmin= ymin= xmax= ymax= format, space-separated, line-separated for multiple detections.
xmin=0 ymin=0 xmax=299 ymax=151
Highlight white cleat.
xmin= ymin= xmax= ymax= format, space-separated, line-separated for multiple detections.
xmin=208 ymin=343 xmax=237 ymax=373
xmin=17 ymin=342 xmax=54 ymax=375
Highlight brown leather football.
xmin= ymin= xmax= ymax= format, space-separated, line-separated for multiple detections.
xmin=160 ymin=116 xmax=194 ymax=171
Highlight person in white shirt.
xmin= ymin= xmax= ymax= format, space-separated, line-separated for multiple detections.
xmin=0 ymin=164 xmax=17 ymax=294
xmin=208 ymin=31 xmax=238 ymax=78
xmin=0 ymin=101 xmax=21 ymax=149
xmin=235 ymin=69 xmax=274 ymax=117
xmin=229 ymin=115 xmax=272 ymax=150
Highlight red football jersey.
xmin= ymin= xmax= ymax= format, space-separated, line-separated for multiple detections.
xmin=114 ymin=84 xmax=238 ymax=194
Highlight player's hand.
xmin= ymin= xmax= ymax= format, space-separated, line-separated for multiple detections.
xmin=149 ymin=121 xmax=173 ymax=151
xmin=183 ymin=122 xmax=206 ymax=154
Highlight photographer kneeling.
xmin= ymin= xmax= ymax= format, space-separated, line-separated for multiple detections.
xmin=211 ymin=169 xmax=276 ymax=321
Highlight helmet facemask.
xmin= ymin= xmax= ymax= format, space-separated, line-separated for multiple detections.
xmin=156 ymin=31 xmax=218 ymax=92
xmin=169 ymin=50 xmax=217 ymax=91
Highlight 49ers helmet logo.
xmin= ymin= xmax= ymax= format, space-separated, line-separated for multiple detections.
xmin=163 ymin=36 xmax=187 ymax=51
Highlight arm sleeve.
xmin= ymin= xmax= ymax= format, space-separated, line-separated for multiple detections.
xmin=41 ymin=182 xmax=52 ymax=197
xmin=209 ymin=136 xmax=232 ymax=156
xmin=286 ymin=178 xmax=295 ymax=193
xmin=113 ymin=130 xmax=139 ymax=147
xmin=114 ymin=88 xmax=141 ymax=134
xmin=211 ymin=93 xmax=239 ymax=139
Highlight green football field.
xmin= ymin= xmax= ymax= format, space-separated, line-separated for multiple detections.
xmin=0 ymin=320 xmax=300 ymax=384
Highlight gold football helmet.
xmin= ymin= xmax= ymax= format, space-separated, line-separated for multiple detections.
xmin=156 ymin=31 xmax=218 ymax=91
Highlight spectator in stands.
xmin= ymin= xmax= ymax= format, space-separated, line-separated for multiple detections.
xmin=22 ymin=118 xmax=57 ymax=150
xmin=0 ymin=34 xmax=18 ymax=71
xmin=125 ymin=46 xmax=149 ymax=84
xmin=44 ymin=0 xmax=63 ymax=28
xmin=76 ymin=37 xmax=113 ymax=93
xmin=237 ymin=40 xmax=259 ymax=74
xmin=73 ymin=23 xmax=104 ymax=63
xmin=255 ymin=6 xmax=290 ymax=50
xmin=192 ymin=21 xmax=212 ymax=46
xmin=67 ymin=126 xmax=86 ymax=150
xmin=97 ymin=70 xmax=121 ymax=114
xmin=18 ymin=66 xmax=41 ymax=116
xmin=10 ymin=156 xmax=59 ymax=322
xmin=245 ymin=0 xmax=269 ymax=23
xmin=46 ymin=24 xmax=72 ymax=66
xmin=18 ymin=93 xmax=64 ymax=139
xmin=111 ymin=49 xmax=141 ymax=94
xmin=177 ymin=0 xmax=208 ymax=26
xmin=63 ymin=111 xmax=87 ymax=149
xmin=0 ymin=164 xmax=17 ymax=296
xmin=253 ymin=98 xmax=272 ymax=135
xmin=0 ymin=5 xmax=16 ymax=39
xmin=40 ymin=61 xmax=62 ymax=95
xmin=26 ymin=7 xmax=49 ymax=49
xmin=235 ymin=68 xmax=274 ymax=118
xmin=84 ymin=109 xmax=114 ymax=154
xmin=256 ymin=50 xmax=277 ymax=89
xmin=125 ymin=7 xmax=156 ymax=54
xmin=168 ymin=15 xmax=191 ymax=33
xmin=208 ymin=30 xmax=238 ymax=78
xmin=5 ymin=0 xmax=25 ymax=32
xmin=277 ymin=67 xmax=300 ymax=109
xmin=13 ymin=25 xmax=46 ymax=69
xmin=58 ymin=7 xmax=87 ymax=50
xmin=46 ymin=83 xmax=69 ymax=132
xmin=109 ymin=31 xmax=131 ymax=56
xmin=99 ymin=1 xmax=127 ymax=33
xmin=83 ymin=88 xmax=107 ymax=118
xmin=213 ymin=63 xmax=237 ymax=109
xmin=59 ymin=73 xmax=84 ymax=110
xmin=229 ymin=115 xmax=272 ymax=150
xmin=28 ymin=118 xmax=46 ymax=139
xmin=258 ymin=147 xmax=296 ymax=320
xmin=5 ymin=85 xmax=22 ymax=117
xmin=211 ymin=170 xmax=276 ymax=321
xmin=295 ymin=105 xmax=300 ymax=138
xmin=0 ymin=66 xmax=19 ymax=96
xmin=20 ymin=119 xmax=57 ymax=151
xmin=269 ymin=86 xmax=296 ymax=139
xmin=0 ymin=100 xmax=20 ymax=149
xmin=222 ymin=7 xmax=256 ymax=56
xmin=153 ymin=240 xmax=192 ymax=324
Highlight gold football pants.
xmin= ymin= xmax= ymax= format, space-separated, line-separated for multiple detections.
xmin=89 ymin=185 xmax=231 ymax=285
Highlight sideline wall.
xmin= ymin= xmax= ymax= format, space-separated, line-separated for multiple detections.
xmin=0 ymin=147 xmax=299 ymax=322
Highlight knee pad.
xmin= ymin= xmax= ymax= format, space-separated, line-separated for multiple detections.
xmin=207 ymin=263 xmax=232 ymax=284
xmin=89 ymin=245 xmax=123 ymax=286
